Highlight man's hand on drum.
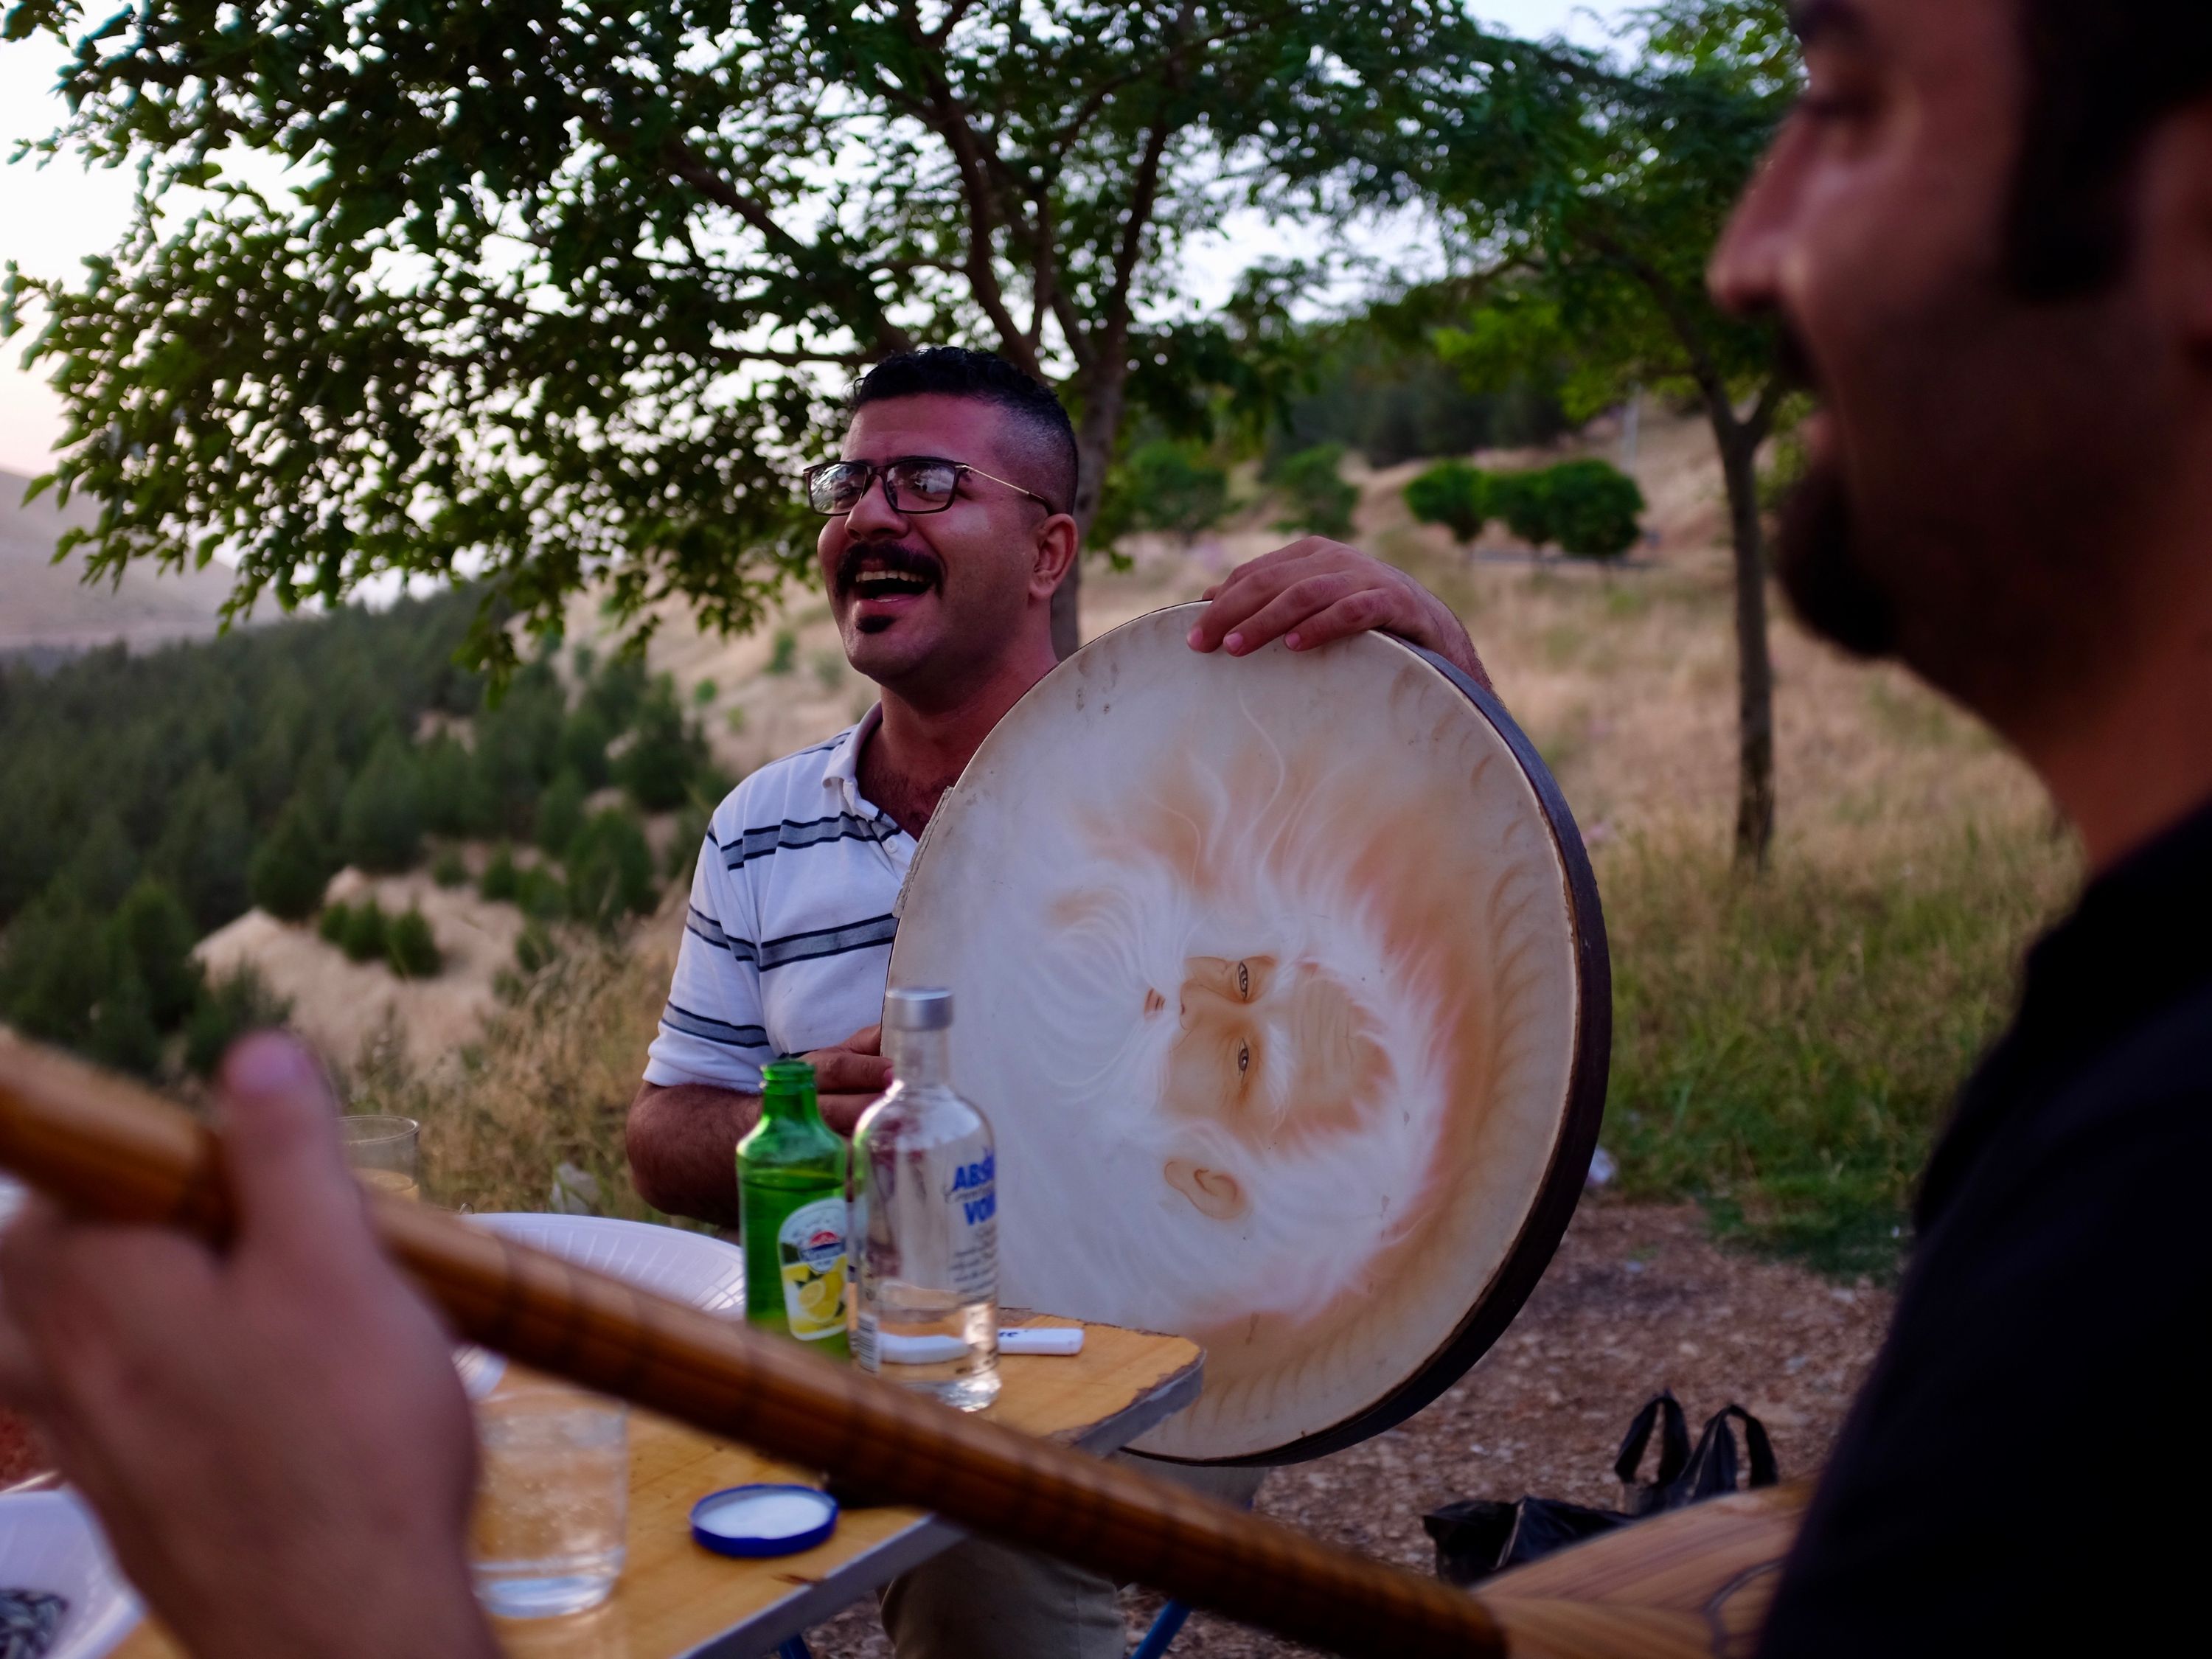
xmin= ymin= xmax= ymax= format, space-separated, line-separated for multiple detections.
xmin=0 ymin=1034 xmax=499 ymax=1659
xmin=806 ymin=1023 xmax=891 ymax=1135
xmin=1189 ymin=537 xmax=1492 ymax=692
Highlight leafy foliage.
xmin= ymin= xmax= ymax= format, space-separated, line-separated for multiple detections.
xmin=184 ymin=965 xmax=292 ymax=1077
xmin=3 ymin=0 xmax=1503 ymax=663
xmin=340 ymin=733 xmax=427 ymax=874
xmin=566 ymin=810 xmax=658 ymax=931
xmin=0 ymin=589 xmax=703 ymax=1074
xmin=616 ymin=679 xmax=714 ymax=814
xmin=1544 ymin=459 xmax=1647 ymax=559
xmin=1340 ymin=0 xmax=1801 ymax=859
xmin=386 ymin=906 xmax=442 ymax=978
xmin=1405 ymin=461 xmax=1493 ymax=546
xmin=1093 ymin=441 xmax=1232 ymax=549
xmin=249 ymin=800 xmax=336 ymax=920
xmin=1269 ymin=445 xmax=1360 ymax=539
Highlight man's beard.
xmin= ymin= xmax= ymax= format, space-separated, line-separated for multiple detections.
xmin=1776 ymin=456 xmax=1899 ymax=661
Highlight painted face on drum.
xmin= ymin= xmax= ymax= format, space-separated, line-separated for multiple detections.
xmin=1148 ymin=954 xmax=1389 ymax=1222
xmin=817 ymin=395 xmax=1062 ymax=699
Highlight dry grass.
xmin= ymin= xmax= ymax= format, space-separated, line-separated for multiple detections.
xmin=343 ymin=911 xmax=683 ymax=1218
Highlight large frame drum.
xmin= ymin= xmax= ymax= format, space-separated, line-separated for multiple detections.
xmin=890 ymin=605 xmax=1607 ymax=1463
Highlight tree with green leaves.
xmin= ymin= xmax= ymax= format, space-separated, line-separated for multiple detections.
xmin=1270 ymin=445 xmax=1360 ymax=540
xmin=4 ymin=0 xmax=1489 ymax=664
xmin=1093 ymin=440 xmax=1231 ymax=550
xmin=1344 ymin=0 xmax=1798 ymax=861
xmin=1405 ymin=461 xmax=1492 ymax=547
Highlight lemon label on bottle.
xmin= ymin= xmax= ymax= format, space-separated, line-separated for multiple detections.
xmin=777 ymin=1196 xmax=849 ymax=1341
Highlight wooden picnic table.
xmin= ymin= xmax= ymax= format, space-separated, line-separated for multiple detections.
xmin=114 ymin=1313 xmax=1204 ymax=1659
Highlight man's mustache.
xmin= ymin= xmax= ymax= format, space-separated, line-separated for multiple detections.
xmin=834 ymin=541 xmax=945 ymax=599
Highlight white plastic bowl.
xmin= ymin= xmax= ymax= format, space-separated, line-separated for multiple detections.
xmin=0 ymin=1492 xmax=141 ymax=1659
xmin=456 ymin=1215 xmax=749 ymax=1397
xmin=466 ymin=1214 xmax=745 ymax=1312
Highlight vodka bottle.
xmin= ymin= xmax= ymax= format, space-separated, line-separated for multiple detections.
xmin=852 ymin=988 xmax=1000 ymax=1410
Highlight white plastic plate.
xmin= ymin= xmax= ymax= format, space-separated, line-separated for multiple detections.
xmin=456 ymin=1215 xmax=748 ymax=1397
xmin=0 ymin=1492 xmax=141 ymax=1659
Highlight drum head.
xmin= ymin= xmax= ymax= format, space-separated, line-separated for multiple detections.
xmin=890 ymin=606 xmax=1607 ymax=1463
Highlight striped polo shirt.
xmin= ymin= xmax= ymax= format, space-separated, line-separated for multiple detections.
xmin=643 ymin=707 xmax=914 ymax=1093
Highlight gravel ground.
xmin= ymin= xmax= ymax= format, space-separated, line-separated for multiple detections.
xmin=810 ymin=1200 xmax=1896 ymax=1658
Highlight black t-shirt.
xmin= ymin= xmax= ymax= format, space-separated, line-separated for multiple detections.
xmin=1758 ymin=804 xmax=2212 ymax=1655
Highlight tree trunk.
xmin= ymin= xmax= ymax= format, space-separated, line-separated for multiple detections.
xmin=1053 ymin=369 xmax=1127 ymax=661
xmin=1716 ymin=421 xmax=1776 ymax=868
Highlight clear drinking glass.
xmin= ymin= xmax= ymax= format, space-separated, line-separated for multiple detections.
xmin=470 ymin=1383 xmax=629 ymax=1618
xmin=340 ymin=1114 xmax=420 ymax=1201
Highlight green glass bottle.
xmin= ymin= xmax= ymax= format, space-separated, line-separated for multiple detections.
xmin=737 ymin=1059 xmax=851 ymax=1359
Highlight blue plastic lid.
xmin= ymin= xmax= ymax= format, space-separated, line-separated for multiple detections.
xmin=689 ymin=1484 xmax=840 ymax=1558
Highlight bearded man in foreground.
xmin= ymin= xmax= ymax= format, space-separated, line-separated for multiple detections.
xmin=3 ymin=1 xmax=2212 ymax=1653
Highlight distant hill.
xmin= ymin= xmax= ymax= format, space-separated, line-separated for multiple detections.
xmin=0 ymin=467 xmax=236 ymax=657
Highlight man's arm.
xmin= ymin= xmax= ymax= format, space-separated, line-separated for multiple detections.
xmin=627 ymin=1025 xmax=891 ymax=1224
xmin=1186 ymin=537 xmax=1492 ymax=691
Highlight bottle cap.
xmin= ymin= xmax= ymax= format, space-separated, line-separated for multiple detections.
xmin=884 ymin=987 xmax=953 ymax=1032
xmin=689 ymin=1484 xmax=840 ymax=1558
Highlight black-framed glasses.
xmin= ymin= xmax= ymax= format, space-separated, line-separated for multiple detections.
xmin=801 ymin=455 xmax=1057 ymax=517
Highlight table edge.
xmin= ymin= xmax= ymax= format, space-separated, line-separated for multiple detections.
xmin=675 ymin=1354 xmax=1206 ymax=1657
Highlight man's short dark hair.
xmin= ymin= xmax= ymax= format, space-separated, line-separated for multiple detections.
xmin=2009 ymin=0 xmax=2212 ymax=298
xmin=849 ymin=347 xmax=1079 ymax=515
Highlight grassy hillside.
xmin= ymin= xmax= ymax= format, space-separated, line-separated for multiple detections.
xmin=0 ymin=590 xmax=720 ymax=1079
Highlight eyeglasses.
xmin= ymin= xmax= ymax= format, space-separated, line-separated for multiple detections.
xmin=801 ymin=455 xmax=1057 ymax=518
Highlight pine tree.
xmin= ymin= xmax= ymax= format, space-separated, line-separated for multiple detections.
xmin=249 ymin=799 xmax=335 ymax=920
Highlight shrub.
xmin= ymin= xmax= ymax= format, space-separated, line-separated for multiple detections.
xmin=184 ymin=964 xmax=293 ymax=1077
xmin=535 ymin=768 xmax=589 ymax=858
xmin=1404 ymin=461 xmax=1492 ymax=546
xmin=514 ymin=919 xmax=558 ymax=975
xmin=0 ymin=886 xmax=108 ymax=1048
xmin=1489 ymin=470 xmax=1558 ymax=548
xmin=515 ymin=863 xmax=568 ymax=921
xmin=1544 ymin=459 xmax=1646 ymax=560
xmin=86 ymin=967 xmax=162 ymax=1077
xmin=417 ymin=734 xmax=494 ymax=839
xmin=559 ymin=705 xmax=613 ymax=791
xmin=340 ymin=732 xmax=425 ymax=872
xmin=431 ymin=846 xmax=468 ymax=888
xmin=250 ymin=800 xmax=335 ymax=920
xmin=479 ymin=844 xmax=521 ymax=903
xmin=386 ymin=905 xmax=442 ymax=978
xmin=62 ymin=812 xmax=139 ymax=913
xmin=1096 ymin=440 xmax=1232 ymax=547
xmin=567 ymin=810 xmax=658 ymax=930
xmin=340 ymin=898 xmax=390 ymax=964
xmin=106 ymin=878 xmax=202 ymax=1029
xmin=766 ymin=630 xmax=798 ymax=675
xmin=152 ymin=765 xmax=254 ymax=933
xmin=319 ymin=902 xmax=350 ymax=945
xmin=616 ymin=681 xmax=708 ymax=813
xmin=1270 ymin=444 xmax=1360 ymax=540
xmin=666 ymin=801 xmax=714 ymax=883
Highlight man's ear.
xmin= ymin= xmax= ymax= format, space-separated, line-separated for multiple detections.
xmin=1029 ymin=512 xmax=1080 ymax=601
xmin=2143 ymin=104 xmax=2212 ymax=357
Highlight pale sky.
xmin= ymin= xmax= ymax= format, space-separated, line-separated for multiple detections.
xmin=0 ymin=1 xmax=1631 ymax=475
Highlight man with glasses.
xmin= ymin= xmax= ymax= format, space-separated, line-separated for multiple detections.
xmin=623 ymin=345 xmax=1486 ymax=1659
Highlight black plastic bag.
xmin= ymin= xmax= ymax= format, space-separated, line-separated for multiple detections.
xmin=1424 ymin=1392 xmax=1778 ymax=1587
